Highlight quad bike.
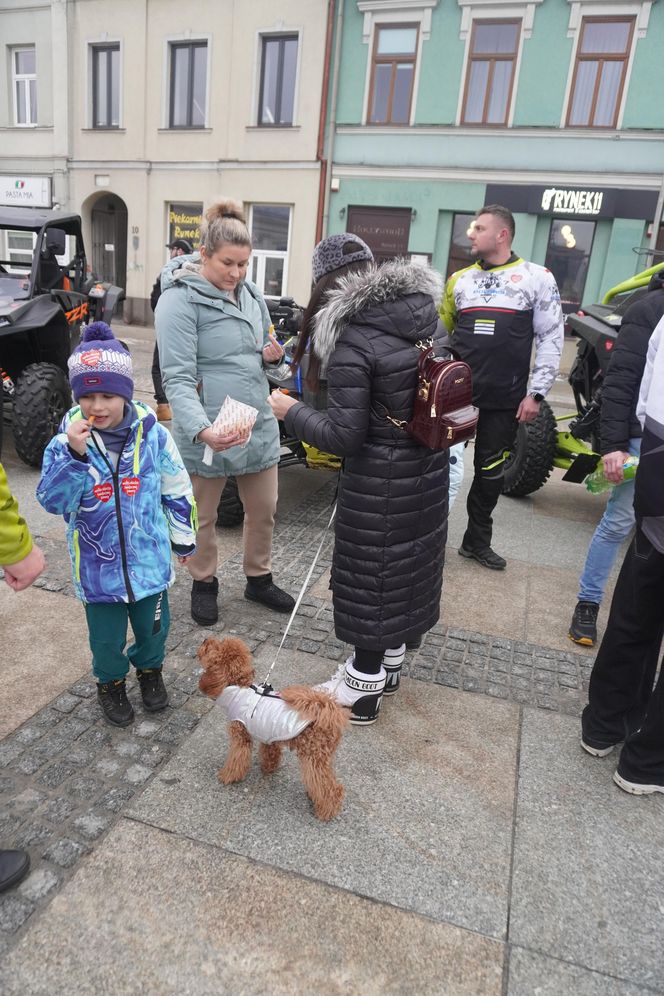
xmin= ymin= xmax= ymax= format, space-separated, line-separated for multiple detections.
xmin=0 ymin=208 xmax=124 ymax=465
xmin=216 ymin=297 xmax=338 ymax=527
xmin=501 ymin=257 xmax=664 ymax=498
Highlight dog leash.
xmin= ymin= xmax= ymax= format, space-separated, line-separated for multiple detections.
xmin=256 ymin=502 xmax=337 ymax=695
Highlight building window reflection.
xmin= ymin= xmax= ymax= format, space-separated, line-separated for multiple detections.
xmin=544 ymin=219 xmax=596 ymax=313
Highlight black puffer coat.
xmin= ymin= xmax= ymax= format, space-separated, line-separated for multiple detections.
xmin=284 ymin=261 xmax=449 ymax=649
xmin=601 ymin=270 xmax=664 ymax=454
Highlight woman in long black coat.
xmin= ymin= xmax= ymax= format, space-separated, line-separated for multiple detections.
xmin=269 ymin=234 xmax=449 ymax=725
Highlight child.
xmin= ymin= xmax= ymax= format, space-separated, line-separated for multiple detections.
xmin=37 ymin=322 xmax=197 ymax=728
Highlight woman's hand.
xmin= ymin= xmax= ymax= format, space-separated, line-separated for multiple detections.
xmin=268 ymin=389 xmax=297 ymax=420
xmin=198 ymin=426 xmax=250 ymax=451
xmin=262 ymin=332 xmax=284 ymax=364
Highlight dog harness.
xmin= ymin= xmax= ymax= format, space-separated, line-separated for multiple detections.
xmin=219 ymin=684 xmax=311 ymax=744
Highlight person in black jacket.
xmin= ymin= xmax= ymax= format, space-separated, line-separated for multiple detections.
xmin=269 ymin=235 xmax=449 ymax=726
xmin=569 ymin=269 xmax=664 ymax=646
xmin=150 ymin=239 xmax=193 ymax=421
xmin=581 ymin=316 xmax=664 ymax=794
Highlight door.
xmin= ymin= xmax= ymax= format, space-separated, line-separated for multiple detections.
xmin=91 ymin=194 xmax=128 ymax=288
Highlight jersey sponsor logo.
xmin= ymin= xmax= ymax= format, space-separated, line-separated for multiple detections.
xmin=474 ymin=318 xmax=495 ymax=335
xmin=511 ymin=274 xmax=523 ymax=283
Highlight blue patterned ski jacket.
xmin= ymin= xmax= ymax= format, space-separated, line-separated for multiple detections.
xmin=36 ymin=401 xmax=197 ymax=604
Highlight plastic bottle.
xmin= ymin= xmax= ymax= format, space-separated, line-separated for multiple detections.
xmin=585 ymin=456 xmax=639 ymax=494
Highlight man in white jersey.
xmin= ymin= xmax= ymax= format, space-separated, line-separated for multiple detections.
xmin=440 ymin=204 xmax=564 ymax=569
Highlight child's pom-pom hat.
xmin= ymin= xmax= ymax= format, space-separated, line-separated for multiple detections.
xmin=68 ymin=321 xmax=134 ymax=402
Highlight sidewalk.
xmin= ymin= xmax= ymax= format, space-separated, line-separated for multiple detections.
xmin=1 ymin=336 xmax=662 ymax=993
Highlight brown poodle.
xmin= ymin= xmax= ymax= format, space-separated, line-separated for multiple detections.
xmin=198 ymin=636 xmax=348 ymax=821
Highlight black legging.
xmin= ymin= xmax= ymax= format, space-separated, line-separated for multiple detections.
xmin=354 ymin=648 xmax=384 ymax=675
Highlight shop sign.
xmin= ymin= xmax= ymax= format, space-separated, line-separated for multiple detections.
xmin=540 ymin=187 xmax=603 ymax=216
xmin=347 ymin=206 xmax=411 ymax=258
xmin=0 ymin=175 xmax=52 ymax=208
xmin=168 ymin=202 xmax=202 ymax=246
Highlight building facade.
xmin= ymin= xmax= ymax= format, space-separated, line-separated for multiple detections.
xmin=325 ymin=0 xmax=664 ymax=310
xmin=0 ymin=0 xmax=330 ymax=318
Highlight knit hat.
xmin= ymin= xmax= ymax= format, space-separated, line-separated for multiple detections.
xmin=311 ymin=233 xmax=373 ymax=284
xmin=68 ymin=322 xmax=134 ymax=402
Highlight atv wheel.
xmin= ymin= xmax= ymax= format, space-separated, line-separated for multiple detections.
xmin=216 ymin=476 xmax=245 ymax=528
xmin=12 ymin=363 xmax=72 ymax=467
xmin=502 ymin=400 xmax=557 ymax=498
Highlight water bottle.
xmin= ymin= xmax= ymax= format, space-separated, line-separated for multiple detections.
xmin=585 ymin=456 xmax=639 ymax=494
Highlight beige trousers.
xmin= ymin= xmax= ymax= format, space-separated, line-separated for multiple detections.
xmin=187 ymin=465 xmax=278 ymax=582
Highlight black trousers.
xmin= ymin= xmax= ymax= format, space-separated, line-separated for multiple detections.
xmin=152 ymin=342 xmax=167 ymax=404
xmin=582 ymin=526 xmax=664 ymax=781
xmin=463 ymin=407 xmax=518 ymax=552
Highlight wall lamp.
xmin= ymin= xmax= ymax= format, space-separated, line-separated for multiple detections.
xmin=339 ymin=206 xmax=346 ymax=219
xmin=411 ymin=208 xmax=417 ymax=221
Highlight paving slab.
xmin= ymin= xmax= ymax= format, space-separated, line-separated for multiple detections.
xmin=510 ymin=708 xmax=664 ymax=993
xmin=0 ymin=817 xmax=505 ymax=996
xmin=507 ymin=946 xmax=655 ymax=996
xmin=128 ymin=649 xmax=519 ymax=940
xmin=0 ymin=586 xmax=89 ymax=738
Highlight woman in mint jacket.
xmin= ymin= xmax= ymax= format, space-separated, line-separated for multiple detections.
xmin=155 ymin=199 xmax=294 ymax=627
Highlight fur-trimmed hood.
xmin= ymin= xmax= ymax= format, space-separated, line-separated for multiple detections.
xmin=313 ymin=259 xmax=444 ymax=367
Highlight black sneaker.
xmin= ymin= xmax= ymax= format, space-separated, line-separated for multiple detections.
xmin=613 ymin=769 xmax=664 ymax=796
xmin=136 ymin=668 xmax=168 ymax=712
xmin=245 ymin=573 xmax=295 ymax=614
xmin=569 ymin=600 xmax=599 ymax=646
xmin=0 ymin=849 xmax=30 ymax=894
xmin=97 ymin=679 xmax=134 ymax=727
xmin=458 ymin=545 xmax=507 ymax=570
xmin=580 ymin=735 xmax=616 ymax=758
xmin=191 ymin=577 xmax=219 ymax=626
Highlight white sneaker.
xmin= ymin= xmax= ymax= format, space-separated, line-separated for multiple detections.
xmin=317 ymin=658 xmax=386 ymax=725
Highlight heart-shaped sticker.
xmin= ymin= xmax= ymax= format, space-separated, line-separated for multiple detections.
xmin=93 ymin=482 xmax=113 ymax=502
xmin=121 ymin=476 xmax=140 ymax=497
xmin=80 ymin=349 xmax=102 ymax=367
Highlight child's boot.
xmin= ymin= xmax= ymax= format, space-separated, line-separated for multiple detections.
xmin=97 ymin=679 xmax=134 ymax=727
xmin=317 ymin=659 xmax=386 ymax=725
xmin=136 ymin=668 xmax=168 ymax=712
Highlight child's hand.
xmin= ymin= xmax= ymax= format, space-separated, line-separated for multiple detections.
xmin=67 ymin=419 xmax=92 ymax=455
xmin=177 ymin=554 xmax=194 ymax=565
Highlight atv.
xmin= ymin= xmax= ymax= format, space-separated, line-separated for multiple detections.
xmin=0 ymin=207 xmax=124 ymax=466
xmin=501 ymin=257 xmax=664 ymax=498
xmin=216 ymin=297 xmax=337 ymax=527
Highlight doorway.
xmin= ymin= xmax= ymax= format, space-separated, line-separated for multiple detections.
xmin=90 ymin=194 xmax=128 ymax=288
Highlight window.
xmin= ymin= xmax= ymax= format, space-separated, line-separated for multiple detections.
xmin=567 ymin=17 xmax=634 ymax=128
xmin=446 ymin=214 xmax=475 ymax=278
xmin=368 ymin=24 xmax=418 ymax=125
xmin=92 ymin=44 xmax=120 ymax=128
xmin=4 ymin=230 xmax=35 ymax=270
xmin=544 ymin=219 xmax=596 ymax=314
xmin=249 ymin=205 xmax=291 ymax=298
xmin=169 ymin=42 xmax=207 ymax=128
xmin=461 ymin=20 xmax=520 ymax=126
xmin=12 ymin=47 xmax=37 ymax=126
xmin=258 ymin=34 xmax=298 ymax=127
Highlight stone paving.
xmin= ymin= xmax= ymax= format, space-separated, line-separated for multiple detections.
xmin=0 ymin=474 xmax=597 ymax=957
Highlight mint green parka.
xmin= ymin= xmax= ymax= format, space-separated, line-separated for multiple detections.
xmin=154 ymin=258 xmax=280 ymax=478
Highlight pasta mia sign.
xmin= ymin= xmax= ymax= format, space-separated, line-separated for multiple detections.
xmin=541 ymin=187 xmax=603 ymax=216
xmin=0 ymin=175 xmax=52 ymax=208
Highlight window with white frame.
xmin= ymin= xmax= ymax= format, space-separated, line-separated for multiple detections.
xmin=169 ymin=41 xmax=207 ymax=128
xmin=258 ymin=34 xmax=298 ymax=126
xmin=91 ymin=43 xmax=120 ymax=128
xmin=566 ymin=17 xmax=635 ymax=127
xmin=249 ymin=205 xmax=291 ymax=298
xmin=12 ymin=47 xmax=38 ymax=126
xmin=0 ymin=230 xmax=35 ymax=272
xmin=461 ymin=20 xmax=521 ymax=125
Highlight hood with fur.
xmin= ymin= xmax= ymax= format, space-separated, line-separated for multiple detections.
xmin=313 ymin=259 xmax=444 ymax=366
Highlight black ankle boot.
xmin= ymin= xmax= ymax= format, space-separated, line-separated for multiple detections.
xmin=97 ymin=679 xmax=134 ymax=727
xmin=191 ymin=577 xmax=219 ymax=626
xmin=0 ymin=850 xmax=30 ymax=893
xmin=244 ymin=573 xmax=295 ymax=613
xmin=136 ymin=668 xmax=169 ymax=712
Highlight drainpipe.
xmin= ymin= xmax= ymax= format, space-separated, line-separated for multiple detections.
xmin=315 ymin=0 xmax=337 ymax=243
xmin=647 ymin=175 xmax=664 ymax=260
xmin=319 ymin=0 xmax=345 ymax=242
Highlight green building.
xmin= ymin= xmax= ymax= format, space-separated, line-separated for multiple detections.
xmin=324 ymin=0 xmax=664 ymax=310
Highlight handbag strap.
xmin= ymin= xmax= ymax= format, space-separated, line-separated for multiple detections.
xmin=375 ymin=337 xmax=434 ymax=429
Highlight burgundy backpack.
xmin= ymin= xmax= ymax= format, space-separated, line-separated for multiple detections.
xmin=381 ymin=340 xmax=478 ymax=450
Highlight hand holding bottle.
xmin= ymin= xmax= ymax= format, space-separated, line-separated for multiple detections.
xmin=586 ymin=456 xmax=638 ymax=494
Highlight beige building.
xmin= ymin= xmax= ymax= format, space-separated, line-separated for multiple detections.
xmin=0 ymin=0 xmax=329 ymax=319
